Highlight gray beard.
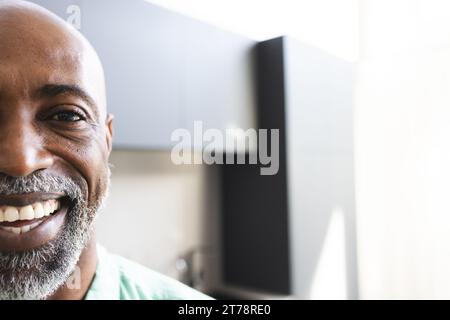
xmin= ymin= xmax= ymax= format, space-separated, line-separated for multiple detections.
xmin=0 ymin=171 xmax=106 ymax=300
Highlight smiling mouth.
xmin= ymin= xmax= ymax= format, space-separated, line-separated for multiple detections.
xmin=0 ymin=198 xmax=65 ymax=234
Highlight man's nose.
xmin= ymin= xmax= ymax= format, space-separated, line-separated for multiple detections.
xmin=0 ymin=121 xmax=54 ymax=177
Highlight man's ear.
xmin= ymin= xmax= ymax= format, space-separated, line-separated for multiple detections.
xmin=105 ymin=113 xmax=114 ymax=154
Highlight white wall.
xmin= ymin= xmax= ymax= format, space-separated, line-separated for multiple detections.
xmin=355 ymin=0 xmax=450 ymax=299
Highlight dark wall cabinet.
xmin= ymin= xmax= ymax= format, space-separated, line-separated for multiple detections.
xmin=222 ymin=37 xmax=358 ymax=298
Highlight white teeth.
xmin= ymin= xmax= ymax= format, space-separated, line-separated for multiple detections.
xmin=19 ymin=205 xmax=35 ymax=221
xmin=33 ymin=202 xmax=45 ymax=219
xmin=43 ymin=202 xmax=52 ymax=216
xmin=50 ymin=200 xmax=58 ymax=212
xmin=4 ymin=207 xmax=19 ymax=222
xmin=0 ymin=199 xmax=61 ymax=234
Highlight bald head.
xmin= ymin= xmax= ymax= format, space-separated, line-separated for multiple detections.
xmin=0 ymin=0 xmax=107 ymax=116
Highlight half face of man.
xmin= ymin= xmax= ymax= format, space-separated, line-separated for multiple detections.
xmin=0 ymin=3 xmax=112 ymax=299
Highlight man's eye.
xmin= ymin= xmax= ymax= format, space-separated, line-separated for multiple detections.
xmin=50 ymin=111 xmax=85 ymax=122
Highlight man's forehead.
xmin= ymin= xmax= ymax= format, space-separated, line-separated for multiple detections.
xmin=0 ymin=37 xmax=86 ymax=94
xmin=0 ymin=27 xmax=84 ymax=69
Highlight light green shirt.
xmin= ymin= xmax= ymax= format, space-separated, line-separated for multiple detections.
xmin=84 ymin=245 xmax=212 ymax=300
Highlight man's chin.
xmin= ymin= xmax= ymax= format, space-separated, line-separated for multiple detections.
xmin=0 ymin=242 xmax=74 ymax=299
xmin=0 ymin=209 xmax=93 ymax=300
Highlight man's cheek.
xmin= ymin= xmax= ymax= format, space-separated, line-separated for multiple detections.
xmin=78 ymin=143 xmax=110 ymax=207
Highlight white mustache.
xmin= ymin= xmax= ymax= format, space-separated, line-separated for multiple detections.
xmin=0 ymin=172 xmax=83 ymax=201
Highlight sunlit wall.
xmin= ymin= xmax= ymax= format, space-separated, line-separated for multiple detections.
xmin=356 ymin=0 xmax=450 ymax=299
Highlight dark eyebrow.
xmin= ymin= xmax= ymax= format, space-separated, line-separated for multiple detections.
xmin=37 ymin=84 xmax=98 ymax=117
